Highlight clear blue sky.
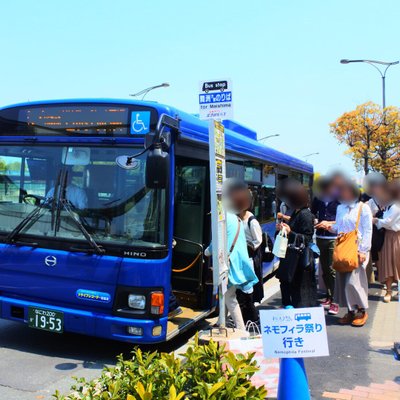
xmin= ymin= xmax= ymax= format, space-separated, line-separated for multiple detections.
xmin=1 ymin=0 xmax=399 ymax=174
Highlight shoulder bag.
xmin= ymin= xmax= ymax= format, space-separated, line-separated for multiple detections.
xmin=332 ymin=204 xmax=363 ymax=273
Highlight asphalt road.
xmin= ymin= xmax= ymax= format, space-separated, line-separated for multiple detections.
xmin=0 ymin=318 xmax=202 ymax=400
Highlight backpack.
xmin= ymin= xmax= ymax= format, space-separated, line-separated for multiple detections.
xmin=248 ymin=216 xmax=274 ymax=263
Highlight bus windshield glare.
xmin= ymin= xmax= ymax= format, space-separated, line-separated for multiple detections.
xmin=0 ymin=145 xmax=166 ymax=249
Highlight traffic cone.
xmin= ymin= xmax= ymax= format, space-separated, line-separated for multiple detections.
xmin=277 ymin=357 xmax=310 ymax=400
xmin=277 ymin=305 xmax=311 ymax=400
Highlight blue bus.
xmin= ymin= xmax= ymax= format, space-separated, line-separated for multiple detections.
xmin=0 ymin=99 xmax=313 ymax=343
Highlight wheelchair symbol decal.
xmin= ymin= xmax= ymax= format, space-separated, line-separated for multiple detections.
xmin=130 ymin=111 xmax=150 ymax=134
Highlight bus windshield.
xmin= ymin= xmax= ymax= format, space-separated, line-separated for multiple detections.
xmin=0 ymin=145 xmax=166 ymax=250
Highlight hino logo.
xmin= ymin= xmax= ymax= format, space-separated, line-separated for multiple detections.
xmin=44 ymin=255 xmax=57 ymax=267
xmin=123 ymin=251 xmax=147 ymax=258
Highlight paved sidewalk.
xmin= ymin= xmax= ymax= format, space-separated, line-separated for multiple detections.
xmin=369 ymin=292 xmax=399 ymax=349
xmin=322 ymin=380 xmax=400 ymax=399
xmin=308 ymin=285 xmax=400 ymax=400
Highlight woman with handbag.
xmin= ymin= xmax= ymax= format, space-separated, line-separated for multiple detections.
xmin=227 ymin=185 xmax=263 ymax=325
xmin=239 ymin=190 xmax=264 ymax=303
xmin=373 ymin=184 xmax=400 ymax=303
xmin=205 ymin=179 xmax=259 ymax=330
xmin=320 ymin=180 xmax=372 ymax=327
xmin=276 ymin=183 xmax=317 ymax=308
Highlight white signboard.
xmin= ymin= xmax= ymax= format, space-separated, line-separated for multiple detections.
xmin=199 ymin=79 xmax=233 ymax=120
xmin=260 ymin=307 xmax=329 ymax=358
xmin=208 ymin=120 xmax=228 ymax=295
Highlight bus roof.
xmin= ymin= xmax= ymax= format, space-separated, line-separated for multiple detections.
xmin=0 ymin=98 xmax=313 ymax=174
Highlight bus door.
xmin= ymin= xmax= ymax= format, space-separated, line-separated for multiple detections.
xmin=172 ymin=158 xmax=209 ymax=310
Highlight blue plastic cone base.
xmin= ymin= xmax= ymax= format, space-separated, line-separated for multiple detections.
xmin=278 ymin=358 xmax=311 ymax=400
xmin=278 ymin=305 xmax=311 ymax=400
xmin=278 ymin=358 xmax=310 ymax=400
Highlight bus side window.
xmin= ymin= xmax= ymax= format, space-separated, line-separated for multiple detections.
xmin=226 ymin=160 xmax=244 ymax=180
xmin=261 ymin=165 xmax=276 ymax=223
xmin=249 ymin=185 xmax=261 ymax=220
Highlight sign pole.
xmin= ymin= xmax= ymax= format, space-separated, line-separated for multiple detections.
xmin=198 ymin=78 xmax=232 ymax=334
xmin=208 ymin=119 xmax=228 ymax=328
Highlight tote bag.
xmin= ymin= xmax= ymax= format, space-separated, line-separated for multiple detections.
xmin=272 ymin=228 xmax=288 ymax=258
xmin=276 ymin=233 xmax=304 ymax=283
xmin=332 ymin=204 xmax=363 ymax=273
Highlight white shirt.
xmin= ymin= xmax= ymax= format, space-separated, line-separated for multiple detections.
xmin=46 ymin=184 xmax=88 ymax=210
xmin=366 ymin=198 xmax=382 ymax=217
xmin=376 ymin=204 xmax=400 ymax=232
xmin=332 ymin=201 xmax=372 ymax=254
xmin=242 ymin=212 xmax=263 ymax=250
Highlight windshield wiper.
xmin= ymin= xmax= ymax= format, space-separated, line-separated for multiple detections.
xmin=52 ymin=168 xmax=105 ymax=255
xmin=58 ymin=199 xmax=105 ymax=255
xmin=5 ymin=197 xmax=52 ymax=244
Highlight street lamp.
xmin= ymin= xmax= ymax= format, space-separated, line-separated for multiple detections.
xmin=129 ymin=83 xmax=170 ymax=100
xmin=303 ymin=152 xmax=319 ymax=162
xmin=258 ymin=134 xmax=280 ymax=142
xmin=340 ymin=59 xmax=399 ymax=108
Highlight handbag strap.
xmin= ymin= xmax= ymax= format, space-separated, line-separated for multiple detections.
xmin=291 ymin=232 xmax=305 ymax=249
xmin=229 ymin=218 xmax=241 ymax=254
xmin=247 ymin=215 xmax=256 ymax=228
xmin=355 ymin=203 xmax=363 ymax=231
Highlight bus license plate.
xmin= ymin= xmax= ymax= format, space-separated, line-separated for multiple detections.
xmin=28 ymin=307 xmax=64 ymax=333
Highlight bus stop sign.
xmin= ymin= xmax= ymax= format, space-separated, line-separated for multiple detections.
xmin=199 ymin=79 xmax=233 ymax=120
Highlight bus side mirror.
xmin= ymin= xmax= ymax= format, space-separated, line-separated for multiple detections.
xmin=116 ymin=113 xmax=179 ymax=190
xmin=145 ymin=114 xmax=180 ymax=189
xmin=145 ymin=144 xmax=170 ymax=189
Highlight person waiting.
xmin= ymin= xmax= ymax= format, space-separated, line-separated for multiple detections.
xmin=373 ymin=184 xmax=400 ymax=303
xmin=205 ymin=178 xmax=258 ymax=331
xmin=319 ymin=180 xmax=372 ymax=327
xmin=313 ymin=176 xmax=340 ymax=315
xmin=237 ymin=186 xmax=264 ymax=325
xmin=276 ymin=182 xmax=317 ymax=308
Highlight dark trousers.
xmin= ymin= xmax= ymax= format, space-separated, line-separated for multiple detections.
xmin=250 ymin=250 xmax=264 ymax=303
xmin=236 ymin=290 xmax=259 ymax=325
xmin=316 ymin=238 xmax=336 ymax=299
xmin=280 ymin=265 xmax=317 ymax=308
xmin=281 ymin=280 xmax=301 ymax=307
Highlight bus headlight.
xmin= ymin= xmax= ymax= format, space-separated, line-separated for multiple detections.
xmin=128 ymin=294 xmax=146 ymax=310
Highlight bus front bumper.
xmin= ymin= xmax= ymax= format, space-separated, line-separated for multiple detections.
xmin=0 ymin=296 xmax=168 ymax=343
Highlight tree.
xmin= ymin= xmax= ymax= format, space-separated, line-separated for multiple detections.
xmin=6 ymin=161 xmax=21 ymax=172
xmin=330 ymin=102 xmax=400 ymax=178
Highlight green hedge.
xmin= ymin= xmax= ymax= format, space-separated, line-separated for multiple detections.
xmin=54 ymin=335 xmax=267 ymax=399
